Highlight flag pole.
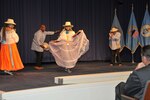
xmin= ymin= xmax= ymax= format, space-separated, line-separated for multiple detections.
xmin=146 ymin=4 xmax=148 ymax=9
xmin=114 ymin=8 xmax=117 ymax=64
xmin=132 ymin=54 xmax=135 ymax=63
xmin=131 ymin=4 xmax=134 ymax=64
xmin=115 ymin=8 xmax=117 ymax=15
xmin=132 ymin=4 xmax=134 ymax=11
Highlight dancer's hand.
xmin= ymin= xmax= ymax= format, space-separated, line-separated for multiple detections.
xmin=40 ymin=45 xmax=45 ymax=48
xmin=53 ymin=40 xmax=60 ymax=43
xmin=54 ymin=30 xmax=60 ymax=34
xmin=73 ymin=30 xmax=83 ymax=38
xmin=78 ymin=30 xmax=83 ymax=33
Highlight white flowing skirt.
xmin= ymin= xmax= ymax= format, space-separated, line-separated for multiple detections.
xmin=49 ymin=31 xmax=89 ymax=68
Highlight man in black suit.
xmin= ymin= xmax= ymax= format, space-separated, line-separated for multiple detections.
xmin=115 ymin=45 xmax=150 ymax=100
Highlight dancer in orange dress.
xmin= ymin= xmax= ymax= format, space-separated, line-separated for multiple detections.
xmin=0 ymin=19 xmax=24 ymax=75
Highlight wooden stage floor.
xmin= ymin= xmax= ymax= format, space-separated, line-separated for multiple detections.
xmin=0 ymin=61 xmax=136 ymax=92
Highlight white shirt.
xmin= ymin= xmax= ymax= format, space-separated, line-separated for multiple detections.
xmin=57 ymin=30 xmax=75 ymax=42
xmin=0 ymin=28 xmax=19 ymax=44
xmin=31 ymin=30 xmax=54 ymax=52
xmin=109 ymin=32 xmax=121 ymax=50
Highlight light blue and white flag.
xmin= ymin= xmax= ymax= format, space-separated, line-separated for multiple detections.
xmin=109 ymin=9 xmax=125 ymax=51
xmin=139 ymin=5 xmax=150 ymax=47
xmin=126 ymin=6 xmax=139 ymax=54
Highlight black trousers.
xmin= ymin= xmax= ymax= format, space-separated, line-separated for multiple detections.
xmin=35 ymin=51 xmax=43 ymax=67
xmin=111 ymin=49 xmax=121 ymax=64
xmin=115 ymin=82 xmax=126 ymax=100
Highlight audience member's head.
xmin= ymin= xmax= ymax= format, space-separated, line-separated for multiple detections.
xmin=141 ymin=45 xmax=150 ymax=65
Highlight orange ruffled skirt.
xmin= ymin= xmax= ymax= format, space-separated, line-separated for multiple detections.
xmin=0 ymin=43 xmax=24 ymax=71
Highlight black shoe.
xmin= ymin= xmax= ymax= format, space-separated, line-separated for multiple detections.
xmin=65 ymin=68 xmax=72 ymax=73
xmin=67 ymin=69 xmax=72 ymax=73
xmin=65 ymin=68 xmax=68 ymax=72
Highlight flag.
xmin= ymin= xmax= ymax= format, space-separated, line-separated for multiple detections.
xmin=110 ymin=9 xmax=125 ymax=51
xmin=139 ymin=5 xmax=150 ymax=47
xmin=126 ymin=6 xmax=139 ymax=54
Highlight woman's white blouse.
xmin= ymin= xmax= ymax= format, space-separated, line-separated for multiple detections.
xmin=0 ymin=29 xmax=19 ymax=44
xmin=57 ymin=30 xmax=75 ymax=42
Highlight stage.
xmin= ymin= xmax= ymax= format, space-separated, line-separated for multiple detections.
xmin=0 ymin=61 xmax=135 ymax=92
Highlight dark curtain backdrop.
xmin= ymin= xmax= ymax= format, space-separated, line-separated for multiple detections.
xmin=0 ymin=0 xmax=149 ymax=64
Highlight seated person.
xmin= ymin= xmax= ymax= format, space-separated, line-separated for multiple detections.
xmin=49 ymin=21 xmax=89 ymax=73
xmin=115 ymin=45 xmax=150 ymax=100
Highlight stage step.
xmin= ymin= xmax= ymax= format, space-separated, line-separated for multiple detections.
xmin=55 ymin=71 xmax=131 ymax=84
xmin=1 ymin=80 xmax=127 ymax=100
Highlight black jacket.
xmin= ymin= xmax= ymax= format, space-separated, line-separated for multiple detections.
xmin=124 ymin=64 xmax=150 ymax=100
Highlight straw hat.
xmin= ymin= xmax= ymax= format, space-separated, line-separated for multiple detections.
xmin=4 ymin=19 xmax=16 ymax=25
xmin=110 ymin=27 xmax=118 ymax=32
xmin=63 ymin=21 xmax=73 ymax=27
